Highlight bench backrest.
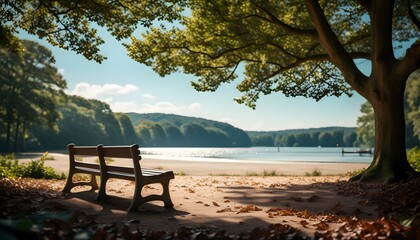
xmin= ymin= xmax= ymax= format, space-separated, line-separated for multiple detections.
xmin=68 ymin=144 xmax=98 ymax=156
xmin=67 ymin=144 xmax=143 ymax=175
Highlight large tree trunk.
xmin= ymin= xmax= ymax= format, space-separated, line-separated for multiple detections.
xmin=351 ymin=82 xmax=419 ymax=183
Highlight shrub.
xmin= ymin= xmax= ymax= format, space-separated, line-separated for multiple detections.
xmin=407 ymin=147 xmax=420 ymax=172
xmin=0 ymin=154 xmax=18 ymax=178
xmin=305 ymin=170 xmax=322 ymax=176
xmin=0 ymin=152 xmax=65 ymax=179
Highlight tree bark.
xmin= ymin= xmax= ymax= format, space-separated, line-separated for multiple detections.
xmin=351 ymin=83 xmax=419 ymax=182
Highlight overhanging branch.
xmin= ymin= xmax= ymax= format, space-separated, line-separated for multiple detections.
xmin=304 ymin=0 xmax=368 ymax=96
xmin=252 ymin=3 xmax=316 ymax=38
xmin=397 ymin=41 xmax=420 ymax=84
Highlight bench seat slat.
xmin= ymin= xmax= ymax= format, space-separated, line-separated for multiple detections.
xmin=106 ymin=165 xmax=134 ymax=174
xmin=107 ymin=171 xmax=135 ymax=180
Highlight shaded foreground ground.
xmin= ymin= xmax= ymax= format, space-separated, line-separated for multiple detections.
xmin=1 ymin=176 xmax=419 ymax=239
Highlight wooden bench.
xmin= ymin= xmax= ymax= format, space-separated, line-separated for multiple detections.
xmin=62 ymin=144 xmax=174 ymax=212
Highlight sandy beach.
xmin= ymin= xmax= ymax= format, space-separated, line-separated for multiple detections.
xmin=11 ymin=152 xmax=414 ymax=238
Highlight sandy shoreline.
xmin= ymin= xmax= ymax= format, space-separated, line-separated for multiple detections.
xmin=16 ymin=152 xmax=369 ymax=176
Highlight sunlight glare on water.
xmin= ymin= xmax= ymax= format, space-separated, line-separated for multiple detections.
xmin=140 ymin=147 xmax=372 ymax=163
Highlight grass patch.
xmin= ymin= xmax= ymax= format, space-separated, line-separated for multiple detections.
xmin=94 ymin=157 xmax=114 ymax=164
xmin=245 ymin=170 xmax=284 ymax=176
xmin=209 ymin=173 xmax=240 ymax=176
xmin=345 ymin=168 xmax=366 ymax=177
xmin=41 ymin=152 xmax=55 ymax=160
xmin=175 ymin=171 xmax=186 ymax=176
xmin=72 ymin=173 xmax=97 ymax=182
xmin=305 ymin=170 xmax=322 ymax=176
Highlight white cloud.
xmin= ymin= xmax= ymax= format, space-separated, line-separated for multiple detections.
xmin=142 ymin=93 xmax=156 ymax=100
xmin=188 ymin=102 xmax=202 ymax=111
xmin=108 ymin=100 xmax=203 ymax=115
xmin=70 ymin=82 xmax=139 ymax=99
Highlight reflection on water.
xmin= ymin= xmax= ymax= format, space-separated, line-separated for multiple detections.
xmin=140 ymin=147 xmax=372 ymax=163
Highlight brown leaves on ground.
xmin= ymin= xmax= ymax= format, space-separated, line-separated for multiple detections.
xmin=1 ymin=177 xmax=420 ymax=239
xmin=236 ymin=204 xmax=263 ymax=214
xmin=0 ymin=178 xmax=65 ymax=219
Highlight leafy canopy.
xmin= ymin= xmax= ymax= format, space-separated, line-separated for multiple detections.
xmin=127 ymin=0 xmax=419 ymax=108
xmin=1 ymin=0 xmax=187 ymax=63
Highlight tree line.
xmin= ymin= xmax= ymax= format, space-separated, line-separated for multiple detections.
xmin=249 ymin=129 xmax=357 ymax=148
xmin=2 ymin=94 xmax=253 ymax=152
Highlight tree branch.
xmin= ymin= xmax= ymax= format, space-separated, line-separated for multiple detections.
xmin=396 ymin=41 xmax=420 ymax=84
xmin=303 ymin=0 xmax=368 ymax=96
xmin=369 ymin=0 xmax=395 ymax=68
xmin=252 ymin=3 xmax=316 ymax=38
xmin=408 ymin=0 xmax=420 ymax=30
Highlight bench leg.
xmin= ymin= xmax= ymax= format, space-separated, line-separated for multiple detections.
xmin=127 ymin=178 xmax=174 ymax=212
xmin=62 ymin=171 xmax=75 ymax=193
xmin=89 ymin=174 xmax=99 ymax=190
xmin=162 ymin=178 xmax=174 ymax=208
xmin=96 ymin=176 xmax=108 ymax=201
xmin=127 ymin=182 xmax=144 ymax=212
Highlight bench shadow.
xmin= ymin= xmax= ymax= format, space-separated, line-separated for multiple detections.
xmin=61 ymin=190 xmax=189 ymax=217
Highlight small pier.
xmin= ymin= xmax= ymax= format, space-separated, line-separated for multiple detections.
xmin=342 ymin=148 xmax=373 ymax=156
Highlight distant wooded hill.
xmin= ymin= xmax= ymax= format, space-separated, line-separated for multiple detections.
xmin=126 ymin=112 xmax=252 ymax=147
xmin=247 ymin=127 xmax=357 ymax=147
xmin=127 ymin=113 xmax=357 ymax=148
xmin=18 ymin=95 xmax=357 ymax=151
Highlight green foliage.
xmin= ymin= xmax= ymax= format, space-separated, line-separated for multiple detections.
xmin=262 ymin=170 xmax=279 ymax=176
xmin=94 ymin=157 xmax=114 ymax=164
xmin=1 ymin=1 xmax=187 ymax=63
xmin=406 ymin=70 xmax=420 ymax=143
xmin=28 ymin=95 xmax=140 ymax=150
xmin=251 ymin=135 xmax=274 ymax=146
xmin=356 ymin=102 xmax=376 ymax=148
xmin=0 ymin=153 xmax=65 ymax=179
xmin=345 ymin=168 xmax=366 ymax=178
xmin=130 ymin=113 xmax=251 ymax=147
xmin=127 ymin=0 xmax=368 ymax=109
xmin=254 ymin=128 xmax=357 ymax=147
xmin=175 ymin=171 xmax=186 ymax=176
xmin=305 ymin=170 xmax=322 ymax=176
xmin=245 ymin=170 xmax=282 ymax=176
xmin=407 ymin=147 xmax=420 ymax=172
xmin=0 ymin=154 xmax=17 ymax=178
xmin=0 ymin=40 xmax=66 ymax=152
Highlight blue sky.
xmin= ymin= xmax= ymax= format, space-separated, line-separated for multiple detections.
xmin=21 ymin=30 xmax=367 ymax=131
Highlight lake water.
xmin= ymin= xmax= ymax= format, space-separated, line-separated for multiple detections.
xmin=140 ymin=147 xmax=373 ymax=163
